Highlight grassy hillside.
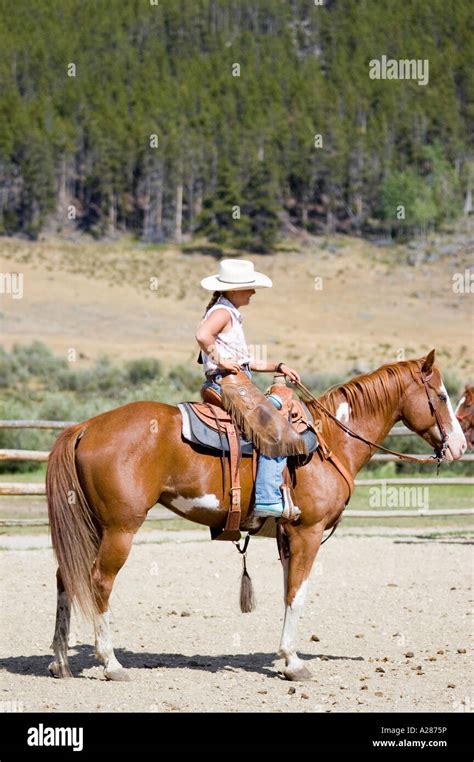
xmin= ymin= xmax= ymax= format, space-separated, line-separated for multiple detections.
xmin=1 ymin=227 xmax=472 ymax=380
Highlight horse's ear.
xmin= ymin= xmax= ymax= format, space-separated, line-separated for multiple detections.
xmin=421 ymin=349 xmax=436 ymax=375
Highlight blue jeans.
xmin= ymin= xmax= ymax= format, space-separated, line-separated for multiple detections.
xmin=254 ymin=454 xmax=286 ymax=505
xmin=203 ymin=370 xmax=286 ymax=506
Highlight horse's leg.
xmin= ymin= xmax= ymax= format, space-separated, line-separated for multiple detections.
xmin=92 ymin=527 xmax=137 ymax=681
xmin=278 ymin=523 xmax=324 ymax=681
xmin=48 ymin=569 xmax=73 ymax=678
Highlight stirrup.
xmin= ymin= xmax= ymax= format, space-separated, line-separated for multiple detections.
xmin=280 ymin=485 xmax=301 ymax=522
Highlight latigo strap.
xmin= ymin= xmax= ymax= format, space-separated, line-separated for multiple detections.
xmin=219 ymin=372 xmax=309 ymax=457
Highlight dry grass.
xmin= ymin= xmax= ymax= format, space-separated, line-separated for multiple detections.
xmin=0 ymin=231 xmax=472 ymax=379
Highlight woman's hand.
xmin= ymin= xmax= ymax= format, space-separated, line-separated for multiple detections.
xmin=279 ymin=363 xmax=301 ymax=384
xmin=219 ymin=359 xmax=242 ymax=374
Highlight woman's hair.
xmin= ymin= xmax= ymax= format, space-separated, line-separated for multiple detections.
xmin=197 ymin=290 xmax=223 ymax=364
xmin=202 ymin=290 xmax=222 ymax=316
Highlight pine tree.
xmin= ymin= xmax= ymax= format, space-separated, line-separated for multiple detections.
xmin=0 ymin=0 xmax=471 ymax=240
xmin=196 ymin=160 xmax=241 ymax=246
xmin=380 ymin=169 xmax=437 ymax=239
xmin=238 ymin=160 xmax=280 ymax=254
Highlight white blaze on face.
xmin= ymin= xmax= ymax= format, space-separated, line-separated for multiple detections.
xmin=171 ymin=494 xmax=220 ymax=514
xmin=336 ymin=401 xmax=350 ymax=424
xmin=454 ymin=396 xmax=465 ymax=417
xmin=440 ymin=384 xmax=467 ymax=460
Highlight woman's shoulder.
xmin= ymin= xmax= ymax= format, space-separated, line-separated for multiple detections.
xmin=200 ymin=305 xmax=233 ymax=329
xmin=205 ymin=302 xmax=234 ymax=319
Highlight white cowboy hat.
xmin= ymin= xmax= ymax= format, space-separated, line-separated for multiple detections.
xmin=200 ymin=259 xmax=272 ymax=291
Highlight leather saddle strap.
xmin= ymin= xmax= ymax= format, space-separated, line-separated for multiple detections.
xmin=223 ymin=421 xmax=241 ymax=532
xmin=252 ymin=447 xmax=258 ymax=481
xmin=327 ymin=452 xmax=354 ymax=505
xmin=282 ymin=463 xmax=294 ymax=489
xmin=205 ymin=403 xmax=227 ymax=499
xmin=317 ymin=430 xmax=354 ymax=505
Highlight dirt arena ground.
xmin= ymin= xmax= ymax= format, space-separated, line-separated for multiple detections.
xmin=0 ymin=526 xmax=472 ymax=713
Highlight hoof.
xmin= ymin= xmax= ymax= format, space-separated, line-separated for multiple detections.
xmin=48 ymin=660 xmax=73 ymax=679
xmin=283 ymin=665 xmax=313 ymax=682
xmin=105 ymin=668 xmax=131 ymax=682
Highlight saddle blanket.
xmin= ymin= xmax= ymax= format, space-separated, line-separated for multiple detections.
xmin=178 ymin=402 xmax=319 ymax=456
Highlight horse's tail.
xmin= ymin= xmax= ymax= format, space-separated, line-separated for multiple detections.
xmin=46 ymin=424 xmax=102 ymax=621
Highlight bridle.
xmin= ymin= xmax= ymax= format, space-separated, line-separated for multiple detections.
xmin=294 ymin=369 xmax=449 ymax=467
xmin=420 ymin=371 xmax=449 ymax=463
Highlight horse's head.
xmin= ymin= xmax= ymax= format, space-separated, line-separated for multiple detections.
xmin=455 ymin=384 xmax=474 ymax=450
xmin=401 ymin=350 xmax=467 ymax=462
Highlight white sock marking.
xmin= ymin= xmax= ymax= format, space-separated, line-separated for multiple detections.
xmin=279 ymin=579 xmax=309 ymax=669
xmin=95 ymin=611 xmax=123 ymax=674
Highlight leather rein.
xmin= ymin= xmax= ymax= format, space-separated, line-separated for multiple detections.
xmin=294 ymin=370 xmax=449 ymax=468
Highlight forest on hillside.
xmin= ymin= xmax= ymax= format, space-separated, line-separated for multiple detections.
xmin=0 ymin=0 xmax=472 ymax=247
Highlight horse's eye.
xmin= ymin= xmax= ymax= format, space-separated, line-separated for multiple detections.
xmin=438 ymin=393 xmax=447 ymax=402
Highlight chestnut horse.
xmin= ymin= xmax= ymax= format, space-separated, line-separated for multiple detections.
xmin=455 ymin=385 xmax=474 ymax=449
xmin=46 ymin=350 xmax=466 ymax=682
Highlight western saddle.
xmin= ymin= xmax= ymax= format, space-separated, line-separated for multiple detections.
xmin=178 ymin=375 xmax=318 ymax=541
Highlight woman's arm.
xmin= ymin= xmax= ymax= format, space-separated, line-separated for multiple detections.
xmin=195 ymin=309 xmax=241 ymax=373
xmin=249 ymin=360 xmax=301 ymax=383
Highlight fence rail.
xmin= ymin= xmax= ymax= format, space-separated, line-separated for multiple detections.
xmin=3 ymin=448 xmax=473 ymax=465
xmin=3 ymin=507 xmax=473 ymax=527
xmin=1 ymin=476 xmax=473 ymax=497
xmin=0 ymin=420 xmax=416 ymax=434
xmin=1 ymin=420 xmax=472 ymax=526
xmin=0 ymin=449 xmax=50 ymax=462
xmin=0 ymin=420 xmax=76 ymax=429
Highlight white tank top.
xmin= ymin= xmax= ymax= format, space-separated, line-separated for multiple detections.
xmin=200 ymin=295 xmax=253 ymax=374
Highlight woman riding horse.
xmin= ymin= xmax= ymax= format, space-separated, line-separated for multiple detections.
xmin=195 ymin=258 xmax=302 ymax=520
xmin=46 ymin=302 xmax=466 ymax=682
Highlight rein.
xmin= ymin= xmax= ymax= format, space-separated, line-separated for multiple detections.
xmin=294 ymin=371 xmax=448 ymax=467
